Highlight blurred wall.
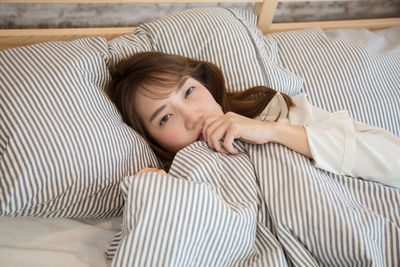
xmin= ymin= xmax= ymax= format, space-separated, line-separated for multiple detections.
xmin=1 ymin=0 xmax=399 ymax=29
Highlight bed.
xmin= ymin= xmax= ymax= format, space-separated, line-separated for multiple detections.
xmin=0 ymin=1 xmax=399 ymax=266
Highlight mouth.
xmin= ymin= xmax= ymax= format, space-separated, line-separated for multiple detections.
xmin=197 ymin=131 xmax=204 ymax=141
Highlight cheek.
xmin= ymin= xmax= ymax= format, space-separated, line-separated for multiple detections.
xmin=158 ymin=132 xmax=180 ymax=144
xmin=152 ymin=129 xmax=187 ymax=152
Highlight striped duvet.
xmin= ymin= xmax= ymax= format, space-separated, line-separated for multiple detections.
xmin=1 ymin=6 xmax=399 ymax=266
xmin=107 ymin=141 xmax=400 ymax=266
xmin=106 ymin=23 xmax=400 ymax=266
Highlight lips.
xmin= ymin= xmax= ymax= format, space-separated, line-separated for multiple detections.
xmin=197 ymin=131 xmax=204 ymax=141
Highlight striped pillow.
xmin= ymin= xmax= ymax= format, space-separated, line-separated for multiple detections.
xmin=108 ymin=8 xmax=303 ymax=96
xmin=266 ymin=27 xmax=400 ymax=136
xmin=0 ymin=37 xmax=160 ymax=217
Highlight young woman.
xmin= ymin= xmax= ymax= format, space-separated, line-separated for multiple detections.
xmin=108 ymin=51 xmax=400 ymax=188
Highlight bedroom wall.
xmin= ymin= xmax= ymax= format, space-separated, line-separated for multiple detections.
xmin=1 ymin=0 xmax=399 ymax=29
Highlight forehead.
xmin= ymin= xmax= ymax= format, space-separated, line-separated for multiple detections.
xmin=137 ymin=74 xmax=185 ymax=100
xmin=134 ymin=88 xmax=165 ymax=124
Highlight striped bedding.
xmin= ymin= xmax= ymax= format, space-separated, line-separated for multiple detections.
xmin=106 ymin=141 xmax=400 ymax=266
xmin=1 ymin=6 xmax=399 ymax=266
xmin=265 ymin=27 xmax=400 ymax=137
xmin=106 ymin=21 xmax=400 ymax=266
xmin=0 ymin=7 xmax=302 ymax=217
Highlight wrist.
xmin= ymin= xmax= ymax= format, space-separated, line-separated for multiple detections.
xmin=266 ymin=122 xmax=313 ymax=158
xmin=263 ymin=121 xmax=282 ymax=144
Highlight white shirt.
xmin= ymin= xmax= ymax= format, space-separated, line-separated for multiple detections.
xmin=255 ymin=92 xmax=400 ymax=188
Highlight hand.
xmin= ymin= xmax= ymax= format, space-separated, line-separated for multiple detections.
xmin=202 ymin=112 xmax=274 ymax=154
xmin=136 ymin=167 xmax=167 ymax=175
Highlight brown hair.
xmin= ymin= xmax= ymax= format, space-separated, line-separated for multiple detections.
xmin=108 ymin=51 xmax=294 ymax=170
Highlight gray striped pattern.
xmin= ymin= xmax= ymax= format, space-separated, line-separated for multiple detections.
xmin=105 ymin=21 xmax=400 ymax=265
xmin=0 ymin=37 xmax=160 ymax=217
xmin=266 ymin=27 xmax=400 ymax=136
xmin=108 ymin=8 xmax=303 ymax=96
xmin=107 ymin=141 xmax=400 ymax=266
xmin=249 ymin=142 xmax=400 ymax=266
xmin=0 ymin=7 xmax=305 ymax=218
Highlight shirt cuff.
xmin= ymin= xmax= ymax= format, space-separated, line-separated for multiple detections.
xmin=305 ymin=111 xmax=356 ymax=176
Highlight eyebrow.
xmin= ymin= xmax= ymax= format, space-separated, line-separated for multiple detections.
xmin=149 ymin=76 xmax=189 ymax=123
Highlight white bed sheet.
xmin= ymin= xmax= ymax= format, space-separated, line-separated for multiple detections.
xmin=0 ymin=216 xmax=121 ymax=267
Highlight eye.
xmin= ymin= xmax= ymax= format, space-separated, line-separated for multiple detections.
xmin=184 ymin=86 xmax=195 ymax=98
xmin=159 ymin=114 xmax=170 ymax=126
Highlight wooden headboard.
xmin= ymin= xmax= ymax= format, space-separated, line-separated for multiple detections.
xmin=1 ymin=0 xmax=400 ymax=50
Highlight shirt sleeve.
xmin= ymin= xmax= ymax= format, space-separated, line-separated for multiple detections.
xmin=259 ymin=93 xmax=400 ymax=188
xmin=294 ymin=95 xmax=400 ymax=188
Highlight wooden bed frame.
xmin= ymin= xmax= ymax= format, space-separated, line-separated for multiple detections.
xmin=1 ymin=0 xmax=400 ymax=50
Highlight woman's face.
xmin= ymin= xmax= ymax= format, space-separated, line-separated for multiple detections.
xmin=134 ymin=76 xmax=224 ymax=153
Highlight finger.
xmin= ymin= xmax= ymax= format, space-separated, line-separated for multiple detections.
xmin=222 ymin=130 xmax=239 ymax=154
xmin=136 ymin=167 xmax=153 ymax=175
xmin=202 ymin=116 xmax=221 ymax=143
xmin=210 ymin=136 xmax=229 ymax=155
xmin=136 ymin=167 xmax=161 ymax=175
xmin=208 ymin=118 xmax=240 ymax=154
xmin=207 ymin=124 xmax=227 ymax=152
xmin=205 ymin=117 xmax=230 ymax=148
xmin=204 ymin=113 xmax=238 ymax=142
xmin=213 ymin=136 xmax=226 ymax=154
xmin=219 ymin=146 xmax=230 ymax=155
xmin=157 ymin=169 xmax=167 ymax=175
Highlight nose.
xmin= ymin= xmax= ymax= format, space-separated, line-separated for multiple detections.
xmin=179 ymin=105 xmax=203 ymax=130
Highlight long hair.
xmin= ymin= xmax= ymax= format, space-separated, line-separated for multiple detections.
xmin=108 ymin=51 xmax=294 ymax=170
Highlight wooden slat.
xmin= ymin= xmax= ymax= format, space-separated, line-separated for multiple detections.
xmin=2 ymin=17 xmax=400 ymax=50
xmin=278 ymin=0 xmax=357 ymax=2
xmin=2 ymin=17 xmax=399 ymax=51
xmin=0 ymin=27 xmax=136 ymax=50
xmin=266 ymin=17 xmax=400 ymax=33
xmin=1 ymin=1 xmax=400 ymax=50
xmin=254 ymin=0 xmax=278 ymax=34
